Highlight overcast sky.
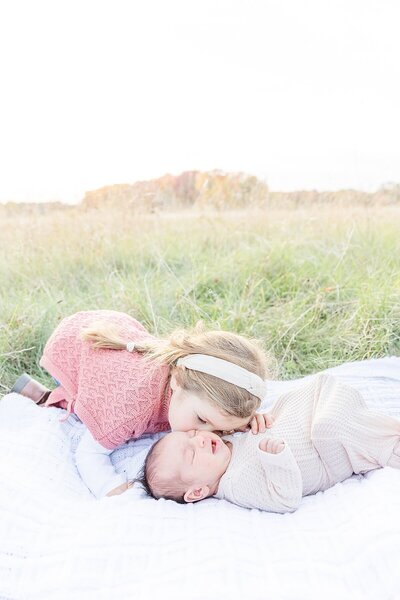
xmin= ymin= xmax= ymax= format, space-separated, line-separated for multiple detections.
xmin=0 ymin=0 xmax=399 ymax=203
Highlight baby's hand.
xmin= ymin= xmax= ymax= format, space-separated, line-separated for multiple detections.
xmin=259 ymin=438 xmax=285 ymax=454
xmin=220 ymin=413 xmax=274 ymax=436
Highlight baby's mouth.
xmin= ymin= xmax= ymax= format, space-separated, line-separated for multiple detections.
xmin=211 ymin=439 xmax=218 ymax=454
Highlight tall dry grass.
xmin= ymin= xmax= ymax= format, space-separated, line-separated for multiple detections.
xmin=1 ymin=203 xmax=399 ymax=391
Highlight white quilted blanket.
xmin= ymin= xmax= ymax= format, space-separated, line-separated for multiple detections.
xmin=1 ymin=357 xmax=400 ymax=600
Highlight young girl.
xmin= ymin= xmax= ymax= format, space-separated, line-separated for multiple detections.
xmin=12 ymin=310 xmax=272 ymax=498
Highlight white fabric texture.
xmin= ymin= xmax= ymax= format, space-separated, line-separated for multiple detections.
xmin=0 ymin=357 xmax=400 ymax=600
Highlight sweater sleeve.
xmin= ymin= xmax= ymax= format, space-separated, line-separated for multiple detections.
xmin=256 ymin=441 xmax=303 ymax=513
xmin=75 ymin=428 xmax=126 ymax=498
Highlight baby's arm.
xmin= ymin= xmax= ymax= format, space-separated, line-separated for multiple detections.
xmin=257 ymin=438 xmax=302 ymax=513
xmin=75 ymin=429 xmax=129 ymax=498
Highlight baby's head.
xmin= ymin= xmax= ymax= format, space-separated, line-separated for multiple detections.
xmin=136 ymin=430 xmax=232 ymax=503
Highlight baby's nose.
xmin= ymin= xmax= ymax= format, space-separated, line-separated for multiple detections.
xmin=195 ymin=434 xmax=206 ymax=448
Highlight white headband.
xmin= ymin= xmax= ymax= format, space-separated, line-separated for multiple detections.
xmin=176 ymin=354 xmax=267 ymax=400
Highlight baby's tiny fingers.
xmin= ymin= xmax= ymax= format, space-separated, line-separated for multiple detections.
xmin=265 ymin=414 xmax=275 ymax=428
xmin=250 ymin=417 xmax=259 ymax=434
xmin=267 ymin=439 xmax=280 ymax=454
xmin=265 ymin=439 xmax=272 ymax=451
xmin=258 ymin=414 xmax=267 ymax=433
xmin=252 ymin=414 xmax=264 ymax=434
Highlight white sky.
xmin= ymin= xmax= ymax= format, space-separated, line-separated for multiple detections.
xmin=0 ymin=0 xmax=399 ymax=203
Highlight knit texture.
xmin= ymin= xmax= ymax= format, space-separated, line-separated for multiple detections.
xmin=216 ymin=374 xmax=400 ymax=513
xmin=40 ymin=310 xmax=171 ymax=449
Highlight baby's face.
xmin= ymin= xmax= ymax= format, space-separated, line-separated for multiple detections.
xmin=157 ymin=430 xmax=232 ymax=499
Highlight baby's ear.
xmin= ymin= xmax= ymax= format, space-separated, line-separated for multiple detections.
xmin=184 ymin=486 xmax=210 ymax=503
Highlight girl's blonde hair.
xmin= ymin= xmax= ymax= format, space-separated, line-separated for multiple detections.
xmin=82 ymin=320 xmax=272 ymax=418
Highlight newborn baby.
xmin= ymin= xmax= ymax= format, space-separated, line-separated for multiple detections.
xmin=136 ymin=374 xmax=400 ymax=513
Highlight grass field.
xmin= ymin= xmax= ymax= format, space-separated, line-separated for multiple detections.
xmin=1 ymin=203 xmax=399 ymax=392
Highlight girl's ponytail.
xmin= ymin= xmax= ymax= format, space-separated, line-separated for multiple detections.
xmin=82 ymin=322 xmax=138 ymax=351
xmin=81 ymin=319 xmax=274 ymax=419
xmin=81 ymin=321 xmax=208 ymax=359
xmin=81 ymin=321 xmax=158 ymax=354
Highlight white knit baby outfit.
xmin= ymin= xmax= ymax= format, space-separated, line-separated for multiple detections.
xmin=215 ymin=374 xmax=400 ymax=513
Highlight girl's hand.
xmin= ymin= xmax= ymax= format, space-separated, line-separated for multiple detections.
xmin=106 ymin=481 xmax=133 ymax=497
xmin=259 ymin=438 xmax=285 ymax=454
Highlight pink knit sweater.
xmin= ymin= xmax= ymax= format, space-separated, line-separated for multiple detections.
xmin=40 ymin=310 xmax=171 ymax=449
